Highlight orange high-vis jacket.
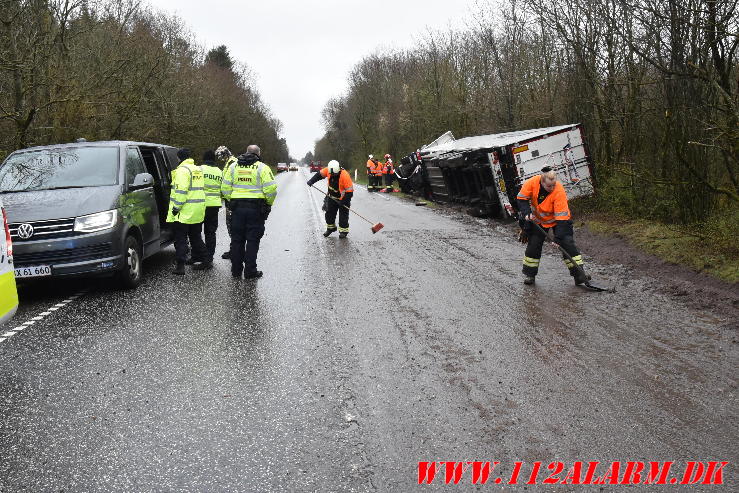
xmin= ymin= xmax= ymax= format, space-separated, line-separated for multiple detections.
xmin=516 ymin=175 xmax=571 ymax=226
xmin=366 ymin=159 xmax=373 ymax=173
xmin=321 ymin=167 xmax=354 ymax=199
xmin=383 ymin=161 xmax=394 ymax=174
xmin=369 ymin=160 xmax=383 ymax=176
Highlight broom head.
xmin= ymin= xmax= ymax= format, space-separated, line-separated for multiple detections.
xmin=371 ymin=222 xmax=384 ymax=234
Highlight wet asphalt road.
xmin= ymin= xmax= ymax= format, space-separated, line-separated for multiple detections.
xmin=1 ymin=169 xmax=737 ymax=492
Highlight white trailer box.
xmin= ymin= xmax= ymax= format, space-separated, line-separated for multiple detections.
xmin=419 ymin=124 xmax=594 ymax=217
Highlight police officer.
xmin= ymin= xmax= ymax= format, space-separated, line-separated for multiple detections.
xmin=220 ymin=144 xmax=277 ymax=279
xmin=167 ymin=148 xmax=207 ymax=275
xmin=216 ymin=145 xmax=238 ymax=259
xmin=199 ymin=149 xmax=222 ymax=268
xmin=307 ymin=159 xmax=354 ymax=238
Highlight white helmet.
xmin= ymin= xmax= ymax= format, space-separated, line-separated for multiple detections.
xmin=215 ymin=145 xmax=231 ymax=160
xmin=368 ymin=154 xmax=373 ymax=159
xmin=327 ymin=160 xmax=341 ymax=174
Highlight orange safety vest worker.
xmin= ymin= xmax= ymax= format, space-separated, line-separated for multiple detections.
xmin=320 ymin=167 xmax=354 ymax=199
xmin=516 ymin=174 xmax=571 ymax=227
xmin=307 ymin=160 xmax=354 ymax=236
xmin=516 ymin=172 xmax=586 ymax=286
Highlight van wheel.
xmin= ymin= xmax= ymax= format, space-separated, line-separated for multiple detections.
xmin=117 ymin=234 xmax=142 ymax=290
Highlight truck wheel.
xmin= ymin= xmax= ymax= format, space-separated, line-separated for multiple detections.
xmin=117 ymin=234 xmax=142 ymax=290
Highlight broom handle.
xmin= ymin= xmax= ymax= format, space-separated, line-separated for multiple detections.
xmin=310 ymin=186 xmax=375 ymax=225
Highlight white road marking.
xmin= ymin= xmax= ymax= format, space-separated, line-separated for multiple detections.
xmin=0 ymin=290 xmax=86 ymax=345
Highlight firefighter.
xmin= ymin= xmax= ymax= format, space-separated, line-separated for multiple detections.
xmin=167 ymin=148 xmax=207 ymax=275
xmin=517 ymin=167 xmax=588 ymax=285
xmin=221 ymin=144 xmax=277 ymax=279
xmin=382 ymin=154 xmax=395 ymax=192
xmin=366 ymin=154 xmax=376 ymax=192
xmin=306 ymin=159 xmax=353 ymax=238
xmin=370 ymin=155 xmax=384 ymax=192
xmin=199 ymin=149 xmax=222 ymax=269
xmin=215 ymin=145 xmax=238 ymax=259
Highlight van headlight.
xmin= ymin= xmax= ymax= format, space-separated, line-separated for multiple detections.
xmin=74 ymin=210 xmax=118 ymax=233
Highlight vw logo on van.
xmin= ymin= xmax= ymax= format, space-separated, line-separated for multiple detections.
xmin=17 ymin=223 xmax=34 ymax=240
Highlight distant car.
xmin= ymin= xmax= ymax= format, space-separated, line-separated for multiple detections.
xmin=309 ymin=161 xmax=321 ymax=172
xmin=277 ymin=163 xmax=288 ymax=172
xmin=0 ymin=196 xmax=18 ymax=325
xmin=289 ymin=163 xmax=299 ymax=171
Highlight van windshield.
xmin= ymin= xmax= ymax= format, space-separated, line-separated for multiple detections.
xmin=0 ymin=146 xmax=119 ymax=192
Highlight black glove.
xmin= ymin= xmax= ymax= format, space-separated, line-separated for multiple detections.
xmin=306 ymin=180 xmax=313 ymax=186
xmin=172 ymin=207 xmax=180 ymax=216
xmin=518 ymin=229 xmax=529 ymax=244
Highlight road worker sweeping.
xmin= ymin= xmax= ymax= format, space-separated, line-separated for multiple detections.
xmin=307 ymin=160 xmax=354 ymax=238
xmin=517 ymin=167 xmax=589 ymax=286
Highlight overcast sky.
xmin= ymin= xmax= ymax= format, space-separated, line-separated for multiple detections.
xmin=148 ymin=0 xmax=480 ymax=158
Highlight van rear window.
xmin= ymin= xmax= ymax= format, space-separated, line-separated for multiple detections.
xmin=0 ymin=146 xmax=119 ymax=192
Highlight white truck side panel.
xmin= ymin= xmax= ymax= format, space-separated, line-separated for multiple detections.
xmin=512 ymin=127 xmax=594 ymax=201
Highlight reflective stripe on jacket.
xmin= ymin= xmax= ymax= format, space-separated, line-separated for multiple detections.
xmin=369 ymin=160 xmax=384 ymax=176
xmin=166 ymin=159 xmax=206 ymax=224
xmin=320 ymin=167 xmax=354 ymax=200
xmin=201 ymin=164 xmax=223 ymax=208
xmin=383 ymin=161 xmax=394 ymax=174
xmin=221 ymin=161 xmax=278 ymax=206
xmin=516 ymin=174 xmax=571 ymax=226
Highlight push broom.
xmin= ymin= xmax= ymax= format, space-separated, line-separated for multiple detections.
xmin=309 ymin=186 xmax=385 ymax=233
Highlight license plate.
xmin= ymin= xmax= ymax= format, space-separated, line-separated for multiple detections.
xmin=14 ymin=265 xmax=52 ymax=278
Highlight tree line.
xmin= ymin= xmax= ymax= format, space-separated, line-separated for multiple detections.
xmin=0 ymin=0 xmax=290 ymax=164
xmin=315 ymin=0 xmax=737 ymax=225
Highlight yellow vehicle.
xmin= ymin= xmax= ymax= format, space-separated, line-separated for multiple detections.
xmin=1 ymin=196 xmax=18 ymax=325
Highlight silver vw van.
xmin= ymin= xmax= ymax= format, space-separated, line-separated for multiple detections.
xmin=0 ymin=141 xmax=181 ymax=289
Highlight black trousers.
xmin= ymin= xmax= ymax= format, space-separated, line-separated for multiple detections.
xmin=384 ymin=173 xmax=394 ymax=188
xmin=203 ymin=206 xmax=219 ymax=262
xmin=325 ymin=194 xmax=351 ymax=232
xmin=230 ymin=201 xmax=266 ymax=276
xmin=225 ymin=207 xmax=232 ymax=238
xmin=173 ymin=221 xmax=206 ymax=264
xmin=522 ymin=220 xmax=582 ymax=277
xmin=368 ymin=174 xmax=382 ymax=190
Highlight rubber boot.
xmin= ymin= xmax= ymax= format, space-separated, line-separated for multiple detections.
xmin=172 ymin=262 xmax=185 ymax=275
xmin=523 ymin=276 xmax=535 ymax=285
xmin=192 ymin=261 xmax=213 ymax=271
xmin=574 ymin=269 xmax=591 ymax=286
xmin=323 ymin=229 xmax=335 ymax=237
xmin=244 ymin=270 xmax=263 ymax=279
xmin=221 ymin=251 xmax=231 ymax=259
xmin=339 ymin=232 xmax=348 ymax=239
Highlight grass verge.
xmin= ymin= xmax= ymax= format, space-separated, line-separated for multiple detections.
xmin=576 ymin=211 xmax=738 ymax=283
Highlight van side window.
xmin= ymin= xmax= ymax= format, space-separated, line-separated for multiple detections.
xmin=126 ymin=148 xmax=146 ymax=186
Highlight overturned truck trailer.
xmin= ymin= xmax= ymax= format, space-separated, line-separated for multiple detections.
xmin=415 ymin=124 xmax=594 ymax=217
